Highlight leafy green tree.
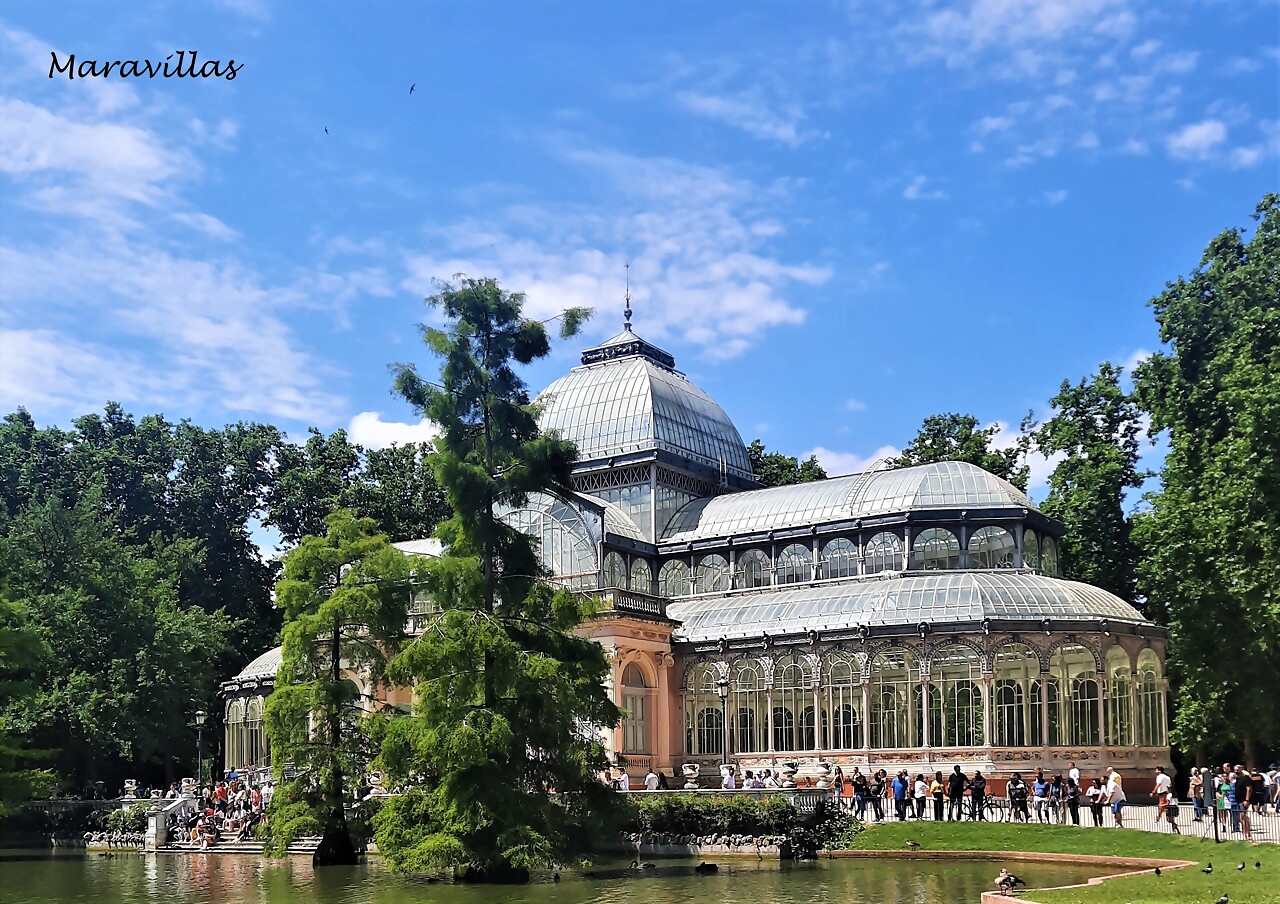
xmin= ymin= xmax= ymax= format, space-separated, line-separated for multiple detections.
xmin=263 ymin=509 xmax=412 ymax=866
xmin=373 ymin=278 xmax=620 ymax=881
xmin=1035 ymin=363 xmax=1144 ymax=600
xmin=0 ymin=591 xmax=51 ymax=814
xmin=1132 ymin=194 xmax=1280 ymax=762
xmin=892 ymin=412 xmax=1033 ymax=491
xmin=747 ymin=439 xmax=827 ymax=487
xmin=0 ymin=493 xmax=232 ymax=790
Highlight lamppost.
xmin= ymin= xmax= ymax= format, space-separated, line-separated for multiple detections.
xmin=715 ymin=677 xmax=730 ymax=768
xmin=194 ymin=710 xmax=207 ymax=787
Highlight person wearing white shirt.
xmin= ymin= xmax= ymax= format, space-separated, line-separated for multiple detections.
xmin=1105 ymin=766 xmax=1126 ymax=827
xmin=721 ymin=770 xmax=736 ymax=790
xmin=1068 ymin=762 xmax=1081 ymax=786
xmin=644 ymin=769 xmax=659 ymax=791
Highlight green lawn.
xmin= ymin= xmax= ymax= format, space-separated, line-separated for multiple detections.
xmin=843 ymin=822 xmax=1280 ymax=903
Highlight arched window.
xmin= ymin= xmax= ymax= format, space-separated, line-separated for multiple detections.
xmin=932 ymin=644 xmax=983 ymax=747
xmin=777 ymin=543 xmax=813 ymax=585
xmin=683 ymin=665 xmax=723 ymax=755
xmin=911 ymin=527 xmax=960 ymax=571
xmin=1137 ymin=650 xmax=1167 ymax=747
xmin=1049 ymin=644 xmax=1099 ymax=746
xmin=821 ymin=538 xmax=858 ymax=579
xmin=732 ymin=662 xmax=767 ymax=753
xmin=968 ymin=526 xmax=1015 ymax=569
xmin=658 ymin=560 xmax=690 ymax=597
xmin=225 ymin=699 xmax=245 ymax=771
xmin=993 ymin=643 xmax=1040 ymax=747
xmin=501 ymin=494 xmax=598 ymax=590
xmin=1023 ymin=529 xmax=1041 ymax=571
xmin=1042 ymin=537 xmax=1059 ymax=576
xmin=864 ymin=531 xmax=903 ymax=575
xmin=695 ymin=554 xmax=730 ymax=593
xmin=869 ymin=650 xmax=919 ymax=749
xmin=621 ymin=663 xmax=650 ymax=754
xmin=602 ymin=551 xmax=626 ymax=589
xmin=772 ymin=656 xmax=813 ymax=751
xmin=1104 ymin=646 xmax=1132 ymax=746
xmin=629 ymin=558 xmax=652 ymax=593
xmin=823 ymin=654 xmax=863 ymax=749
xmin=736 ymin=549 xmax=770 ymax=589
xmin=245 ymin=697 xmax=264 ymax=768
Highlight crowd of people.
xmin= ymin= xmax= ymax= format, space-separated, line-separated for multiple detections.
xmin=610 ymin=760 xmax=1280 ymax=837
xmin=165 ymin=769 xmax=274 ymax=849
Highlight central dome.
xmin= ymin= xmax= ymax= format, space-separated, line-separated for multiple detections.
xmin=535 ymin=327 xmax=753 ymax=480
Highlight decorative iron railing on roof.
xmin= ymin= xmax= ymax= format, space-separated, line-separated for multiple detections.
xmin=587 ymin=588 xmax=670 ymax=620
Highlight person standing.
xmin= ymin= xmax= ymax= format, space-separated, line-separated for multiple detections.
xmin=930 ymin=771 xmax=945 ymax=821
xmin=946 ymin=765 xmax=967 ymax=821
xmin=644 ymin=767 xmax=660 ymax=791
xmin=1033 ymin=774 xmax=1051 ymax=823
xmin=1065 ymin=777 xmax=1081 ymax=825
xmin=869 ymin=769 xmax=886 ymax=822
xmin=893 ymin=771 xmax=910 ymax=821
xmin=1068 ymin=761 xmax=1081 ymax=787
xmin=1104 ymin=766 xmax=1126 ymax=828
xmin=970 ymin=770 xmax=987 ymax=821
xmin=853 ymin=769 xmax=868 ymax=820
xmin=913 ymin=773 xmax=929 ymax=819
xmin=1190 ymin=767 xmax=1205 ymax=821
xmin=1086 ymin=777 xmax=1105 ymax=826
xmin=1049 ymin=775 xmax=1064 ymax=825
xmin=1153 ymin=765 xmax=1172 ymax=823
xmin=1008 ymin=772 xmax=1029 ymax=823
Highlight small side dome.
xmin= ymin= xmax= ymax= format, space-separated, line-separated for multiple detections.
xmin=233 ymin=646 xmax=282 ymax=682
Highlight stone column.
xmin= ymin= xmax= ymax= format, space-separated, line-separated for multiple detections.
xmin=655 ymin=653 xmax=673 ymax=770
xmin=903 ymin=526 xmax=911 ymax=571
xmin=982 ymin=674 xmax=994 ymax=747
xmin=766 ymin=684 xmax=775 ymax=754
xmin=812 ymin=537 xmax=821 ymax=581
xmin=861 ymin=678 xmax=872 ymax=752
xmin=812 ymin=681 xmax=823 ymax=751
xmin=1039 ymin=672 xmax=1051 ymax=749
xmin=919 ymin=678 xmax=931 ymax=749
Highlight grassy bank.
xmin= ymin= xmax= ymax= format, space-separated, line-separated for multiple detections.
xmin=843 ymin=822 xmax=1280 ymax=903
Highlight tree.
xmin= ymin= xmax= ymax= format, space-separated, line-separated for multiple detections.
xmin=1034 ymin=363 xmax=1144 ymax=601
xmin=1132 ymin=194 xmax=1280 ymax=762
xmin=892 ymin=412 xmax=1033 ymax=491
xmin=747 ymin=439 xmax=827 ymax=487
xmin=263 ymin=509 xmax=412 ymax=866
xmin=373 ymin=278 xmax=620 ymax=882
xmin=0 ymin=591 xmax=50 ymax=815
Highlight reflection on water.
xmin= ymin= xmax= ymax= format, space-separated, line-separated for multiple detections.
xmin=0 ymin=851 xmax=1119 ymax=904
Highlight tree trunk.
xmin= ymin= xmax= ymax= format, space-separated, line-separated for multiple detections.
xmin=312 ymin=809 xmax=358 ymax=866
xmin=312 ymin=616 xmax=358 ymax=867
xmin=1243 ymin=732 xmax=1257 ymax=768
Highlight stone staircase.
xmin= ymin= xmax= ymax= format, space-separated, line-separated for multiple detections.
xmin=158 ymin=836 xmax=321 ymax=856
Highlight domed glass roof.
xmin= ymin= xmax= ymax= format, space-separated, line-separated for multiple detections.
xmin=536 ymin=328 xmax=752 ymax=479
xmin=667 ymin=572 xmax=1144 ymax=643
xmin=232 ymin=646 xmax=282 ymax=682
xmin=663 ymin=460 xmax=1036 ymax=541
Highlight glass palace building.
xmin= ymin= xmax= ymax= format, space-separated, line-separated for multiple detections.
xmin=223 ymin=320 xmax=1170 ymax=786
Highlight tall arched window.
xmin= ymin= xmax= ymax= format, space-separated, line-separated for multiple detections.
xmin=602 ymin=551 xmax=626 ymax=589
xmin=1042 ymin=537 xmax=1059 ymax=576
xmin=870 ymin=649 xmax=918 ymax=749
xmin=1104 ymin=646 xmax=1132 ymax=746
xmin=736 ymin=549 xmax=770 ymax=589
xmin=1023 ymin=529 xmax=1041 ymax=571
xmin=993 ymin=643 xmax=1040 ymax=747
xmin=629 ymin=558 xmax=652 ymax=593
xmin=695 ymin=554 xmax=730 ymax=593
xmin=245 ymin=697 xmax=264 ymax=767
xmin=225 ymin=699 xmax=245 ymax=771
xmin=621 ymin=664 xmax=650 ymax=754
xmin=772 ymin=656 xmax=812 ymax=751
xmin=658 ymin=560 xmax=690 ymax=597
xmin=864 ymin=531 xmax=903 ymax=574
xmin=501 ymin=494 xmax=598 ymax=590
xmin=821 ymin=538 xmax=858 ymax=579
xmin=968 ymin=526 xmax=1015 ymax=568
xmin=732 ymin=661 xmax=767 ymax=753
xmin=910 ymin=528 xmax=961 ymax=571
xmin=777 ymin=544 xmax=813 ymax=585
xmin=1136 ymin=650 xmax=1167 ymax=747
xmin=823 ymin=654 xmax=863 ymax=749
xmin=1049 ymin=644 xmax=1099 ymax=746
xmin=683 ymin=664 xmax=723 ymax=756
xmin=933 ymin=644 xmax=984 ymax=747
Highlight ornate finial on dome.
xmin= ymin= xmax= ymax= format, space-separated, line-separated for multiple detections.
xmin=623 ymin=262 xmax=633 ymax=332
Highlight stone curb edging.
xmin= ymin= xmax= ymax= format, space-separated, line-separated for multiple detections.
xmin=823 ymin=850 xmax=1194 ymax=903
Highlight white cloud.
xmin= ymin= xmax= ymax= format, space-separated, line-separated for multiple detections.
xmin=401 ymin=144 xmax=830 ymax=362
xmin=1119 ymin=138 xmax=1149 ymax=155
xmin=845 ymin=398 xmax=867 ymax=412
xmin=1121 ymin=347 xmax=1151 ymax=373
xmin=347 ymin=412 xmax=439 ymax=449
xmin=1044 ymin=189 xmax=1069 ymax=204
xmin=903 ymin=175 xmax=948 ymax=200
xmin=1076 ymin=131 xmax=1099 ymax=149
xmin=1229 ymin=145 xmax=1263 ymax=168
xmin=0 ymin=328 xmax=172 ymax=412
xmin=807 ymin=444 xmax=900 ymax=477
xmin=976 ymin=115 xmax=1014 ymax=134
xmin=1166 ymin=119 xmax=1227 ymax=160
xmin=674 ymin=90 xmax=811 ymax=146
xmin=991 ymin=420 xmax=1061 ymax=494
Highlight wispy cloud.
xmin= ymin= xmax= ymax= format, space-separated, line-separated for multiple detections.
xmin=806 ymin=444 xmax=900 ymax=477
xmin=1044 ymin=189 xmax=1069 ymax=204
xmin=1165 ymin=119 xmax=1227 ymax=160
xmin=903 ymin=175 xmax=948 ymax=200
xmin=674 ymin=89 xmax=812 ymax=146
xmin=845 ymin=398 xmax=867 ymax=412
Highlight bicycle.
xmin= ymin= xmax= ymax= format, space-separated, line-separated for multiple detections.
xmin=960 ymin=794 xmax=1007 ymax=823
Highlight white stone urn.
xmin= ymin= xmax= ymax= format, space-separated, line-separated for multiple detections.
xmin=780 ymin=763 xmax=798 ymax=789
xmin=367 ymin=771 xmax=389 ymax=797
xmin=681 ymin=763 xmax=701 ymax=790
xmin=149 ymin=788 xmax=163 ymax=800
xmin=122 ymin=779 xmax=138 ymax=799
xmin=719 ymin=763 xmax=737 ymax=784
xmin=814 ymin=762 xmax=832 ymax=790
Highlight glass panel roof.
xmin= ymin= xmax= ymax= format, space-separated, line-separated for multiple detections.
xmin=585 ymin=493 xmax=648 ymax=542
xmin=662 ymin=461 xmax=1036 ymax=542
xmin=665 ymin=572 xmax=1145 ymax=643
xmin=536 ymin=351 xmax=752 ymax=478
xmin=232 ymin=646 xmax=282 ymax=680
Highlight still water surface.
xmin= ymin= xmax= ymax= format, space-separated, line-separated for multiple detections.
xmin=0 ymin=851 xmax=1119 ymax=904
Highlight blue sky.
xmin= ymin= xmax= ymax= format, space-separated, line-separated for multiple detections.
xmin=1 ymin=1 xmax=1276 ymax=500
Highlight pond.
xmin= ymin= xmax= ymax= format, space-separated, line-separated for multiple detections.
xmin=0 ymin=850 xmax=1121 ymax=904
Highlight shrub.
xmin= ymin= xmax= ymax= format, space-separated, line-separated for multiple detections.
xmin=105 ymin=803 xmax=149 ymax=834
